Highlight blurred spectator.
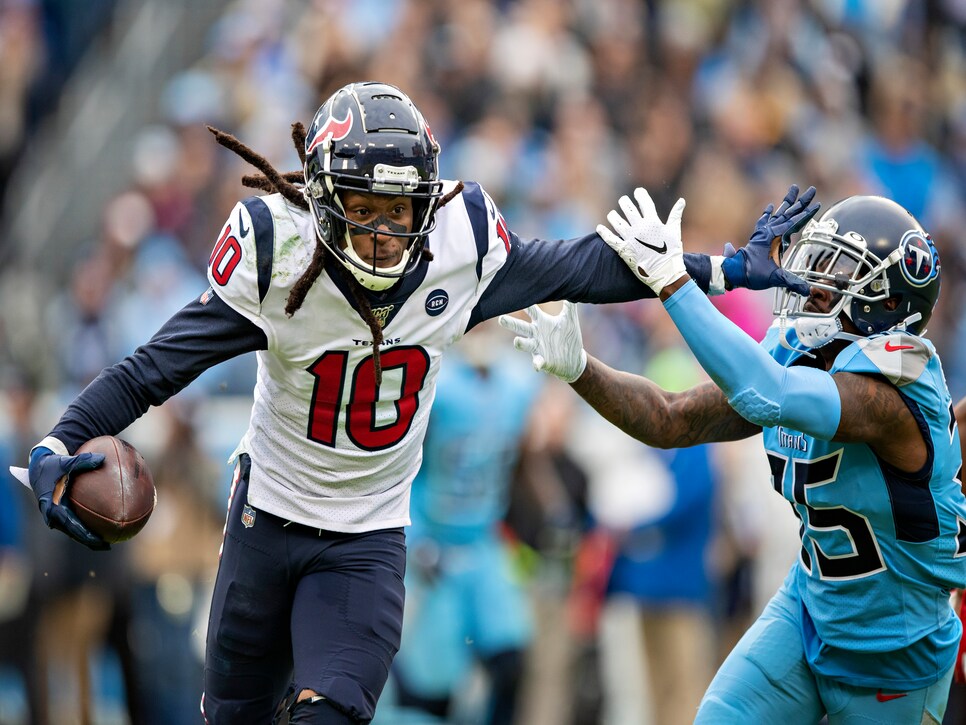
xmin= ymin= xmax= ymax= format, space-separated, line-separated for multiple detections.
xmin=856 ymin=54 xmax=962 ymax=228
xmin=423 ymin=1 xmax=502 ymax=131
xmin=529 ymin=94 xmax=625 ymax=239
xmin=45 ymin=252 xmax=122 ymax=397
xmin=508 ymin=380 xmax=592 ymax=725
xmin=489 ymin=0 xmax=592 ymax=130
xmin=0 ymin=368 xmax=43 ymax=724
xmin=625 ymin=82 xmax=695 ymax=218
xmin=577 ymin=317 xmax=718 ymax=725
xmin=113 ymin=232 xmax=205 ymax=347
xmin=0 ymin=365 xmax=141 ymax=725
xmin=383 ymin=323 xmax=543 ymax=725
xmin=0 ymin=0 xmax=42 ymax=212
xmin=127 ymin=399 xmax=224 ymax=725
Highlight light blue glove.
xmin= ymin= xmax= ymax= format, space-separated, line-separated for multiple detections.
xmin=721 ymin=184 xmax=819 ymax=295
xmin=28 ymin=445 xmax=110 ymax=551
xmin=498 ymin=303 xmax=587 ymax=383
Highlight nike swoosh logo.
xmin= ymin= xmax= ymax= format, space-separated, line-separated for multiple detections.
xmin=884 ymin=342 xmax=914 ymax=352
xmin=238 ymin=210 xmax=250 ymax=238
xmin=876 ymin=690 xmax=908 ymax=702
xmin=634 ymin=235 xmax=667 ymax=254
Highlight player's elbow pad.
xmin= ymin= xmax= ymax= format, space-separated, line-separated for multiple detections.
xmin=727 ymin=365 xmax=840 ymax=439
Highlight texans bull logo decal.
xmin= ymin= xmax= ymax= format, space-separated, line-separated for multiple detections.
xmin=307 ymin=109 xmax=354 ymax=154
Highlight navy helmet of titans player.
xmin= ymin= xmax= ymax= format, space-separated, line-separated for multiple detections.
xmin=774 ymin=195 xmax=941 ymax=350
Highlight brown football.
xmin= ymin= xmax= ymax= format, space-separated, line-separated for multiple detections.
xmin=59 ymin=436 xmax=157 ymax=543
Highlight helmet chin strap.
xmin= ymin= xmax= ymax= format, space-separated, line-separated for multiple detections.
xmin=894 ymin=311 xmax=923 ymax=332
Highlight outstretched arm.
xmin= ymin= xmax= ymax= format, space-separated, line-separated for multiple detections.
xmin=499 ymin=303 xmax=760 ymax=448
xmin=15 ymin=292 xmax=266 ymax=551
xmin=467 ymin=183 xmax=817 ymax=327
xmin=596 ymin=186 xmax=931 ymax=476
xmin=596 ymin=187 xmax=842 ymax=440
xmin=572 ymin=356 xmax=761 ymax=447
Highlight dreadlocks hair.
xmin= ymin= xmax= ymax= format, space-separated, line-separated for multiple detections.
xmin=291 ymin=121 xmax=307 ymax=165
xmin=207 ymin=125 xmax=308 ymax=211
xmin=207 ymin=124 xmax=464 ymax=385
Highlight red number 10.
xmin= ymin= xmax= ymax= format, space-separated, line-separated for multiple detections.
xmin=209 ymin=226 xmax=241 ymax=285
xmin=307 ymin=346 xmax=431 ymax=451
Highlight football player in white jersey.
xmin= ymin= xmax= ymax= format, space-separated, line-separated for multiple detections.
xmin=18 ymin=82 xmax=817 ymax=724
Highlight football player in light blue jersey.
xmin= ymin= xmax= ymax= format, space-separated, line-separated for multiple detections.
xmin=387 ymin=320 xmax=541 ymax=724
xmin=503 ymin=190 xmax=966 ymax=723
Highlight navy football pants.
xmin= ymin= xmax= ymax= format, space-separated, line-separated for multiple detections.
xmin=201 ymin=456 xmax=406 ymax=723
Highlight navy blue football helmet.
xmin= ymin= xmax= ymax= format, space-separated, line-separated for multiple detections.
xmin=775 ymin=195 xmax=940 ymax=345
xmin=303 ymin=82 xmax=444 ymax=291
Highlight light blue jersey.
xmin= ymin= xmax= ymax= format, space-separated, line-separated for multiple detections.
xmin=409 ymin=349 xmax=542 ymax=545
xmin=391 ymin=346 xmax=542 ymax=703
xmin=761 ymin=325 xmax=966 ymax=689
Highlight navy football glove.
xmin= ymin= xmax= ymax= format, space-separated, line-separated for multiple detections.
xmin=28 ymin=446 xmax=110 ymax=551
xmin=721 ymin=184 xmax=819 ymax=296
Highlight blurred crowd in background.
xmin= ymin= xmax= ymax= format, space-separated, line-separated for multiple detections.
xmin=0 ymin=0 xmax=964 ymax=723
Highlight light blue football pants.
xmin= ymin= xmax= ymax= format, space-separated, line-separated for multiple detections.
xmin=695 ymin=580 xmax=954 ymax=724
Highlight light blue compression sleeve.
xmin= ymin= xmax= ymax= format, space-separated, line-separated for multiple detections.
xmin=663 ymin=280 xmax=841 ymax=439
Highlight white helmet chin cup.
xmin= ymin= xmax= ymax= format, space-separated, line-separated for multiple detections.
xmin=341 ymin=241 xmax=411 ymax=291
xmin=777 ymin=313 xmax=863 ymax=356
xmin=786 ymin=316 xmax=844 ymax=349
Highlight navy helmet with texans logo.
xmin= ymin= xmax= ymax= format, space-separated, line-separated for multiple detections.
xmin=775 ymin=195 xmax=941 ymax=343
xmin=303 ymin=81 xmax=445 ymax=291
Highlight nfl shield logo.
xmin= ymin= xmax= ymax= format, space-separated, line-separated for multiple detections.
xmin=241 ymin=504 xmax=256 ymax=528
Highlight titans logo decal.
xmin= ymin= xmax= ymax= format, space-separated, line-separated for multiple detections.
xmin=898 ymin=231 xmax=939 ymax=288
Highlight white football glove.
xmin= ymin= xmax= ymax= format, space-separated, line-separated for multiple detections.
xmin=596 ymin=188 xmax=687 ymax=295
xmin=498 ymin=302 xmax=587 ymax=383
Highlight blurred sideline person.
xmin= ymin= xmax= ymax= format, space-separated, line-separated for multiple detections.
xmin=507 ymin=382 xmax=595 ymax=725
xmin=560 ymin=318 xmax=719 ymax=725
xmin=13 ymin=82 xmax=813 ymax=724
xmin=379 ymin=320 xmax=542 ymax=724
xmin=3 ymin=370 xmax=142 ymax=725
xmin=0 ymin=372 xmax=41 ymax=723
xmin=599 ymin=333 xmax=718 ymax=725
xmin=127 ymin=399 xmax=225 ymax=725
xmin=502 ymin=189 xmax=966 ymax=723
